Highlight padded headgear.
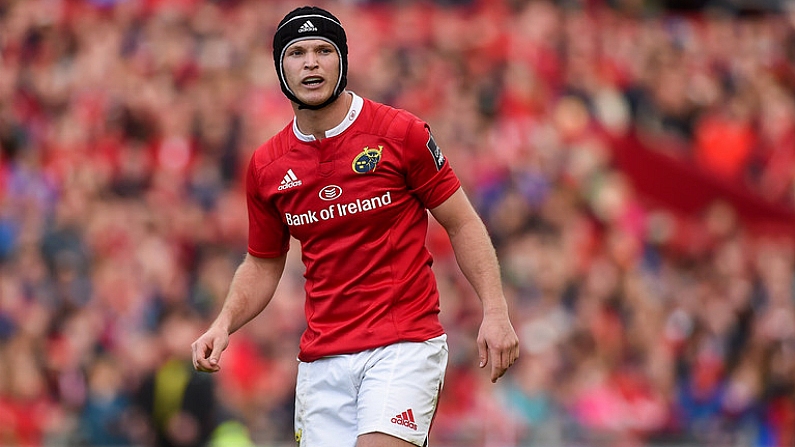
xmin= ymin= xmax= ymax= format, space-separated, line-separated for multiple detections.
xmin=272 ymin=6 xmax=348 ymax=110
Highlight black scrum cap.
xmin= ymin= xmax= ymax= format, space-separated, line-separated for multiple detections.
xmin=272 ymin=6 xmax=348 ymax=110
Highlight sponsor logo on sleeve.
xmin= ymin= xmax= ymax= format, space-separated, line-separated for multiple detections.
xmin=426 ymin=133 xmax=445 ymax=171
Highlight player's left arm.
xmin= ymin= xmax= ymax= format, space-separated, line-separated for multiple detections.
xmin=430 ymin=188 xmax=520 ymax=383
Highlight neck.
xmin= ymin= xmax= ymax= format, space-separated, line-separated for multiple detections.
xmin=293 ymin=92 xmax=352 ymax=141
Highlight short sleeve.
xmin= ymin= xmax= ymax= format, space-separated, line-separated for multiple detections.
xmin=404 ymin=120 xmax=461 ymax=209
xmin=246 ymin=153 xmax=290 ymax=257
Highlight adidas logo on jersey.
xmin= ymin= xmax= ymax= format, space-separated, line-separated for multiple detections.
xmin=297 ymin=20 xmax=317 ymax=33
xmin=391 ymin=409 xmax=417 ymax=430
xmin=278 ymin=169 xmax=302 ymax=191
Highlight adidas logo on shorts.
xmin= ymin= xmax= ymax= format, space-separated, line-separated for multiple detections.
xmin=391 ymin=409 xmax=417 ymax=430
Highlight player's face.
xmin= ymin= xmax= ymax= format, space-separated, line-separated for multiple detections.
xmin=282 ymin=39 xmax=340 ymax=107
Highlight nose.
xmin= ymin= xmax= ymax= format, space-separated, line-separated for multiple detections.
xmin=303 ymin=53 xmax=319 ymax=69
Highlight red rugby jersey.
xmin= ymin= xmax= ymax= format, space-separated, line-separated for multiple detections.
xmin=246 ymin=93 xmax=461 ymax=362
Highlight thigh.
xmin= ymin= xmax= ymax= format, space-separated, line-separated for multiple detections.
xmin=356 ymin=335 xmax=448 ymax=447
xmin=295 ymin=356 xmax=359 ymax=447
xmin=356 ymin=432 xmax=415 ymax=447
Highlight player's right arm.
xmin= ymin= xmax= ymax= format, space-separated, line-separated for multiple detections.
xmin=191 ymin=253 xmax=286 ymax=372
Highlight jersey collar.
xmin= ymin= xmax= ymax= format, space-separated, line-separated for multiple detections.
xmin=293 ymin=91 xmax=363 ymax=142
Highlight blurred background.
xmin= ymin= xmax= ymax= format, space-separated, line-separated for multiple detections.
xmin=2 ymin=0 xmax=795 ymax=446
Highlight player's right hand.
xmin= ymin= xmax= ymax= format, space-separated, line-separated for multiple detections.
xmin=191 ymin=326 xmax=229 ymax=373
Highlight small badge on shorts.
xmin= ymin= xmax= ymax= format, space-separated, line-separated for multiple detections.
xmin=295 ymin=428 xmax=302 ymax=445
xmin=391 ymin=408 xmax=418 ymax=430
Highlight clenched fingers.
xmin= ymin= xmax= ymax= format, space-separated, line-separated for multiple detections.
xmin=191 ymin=331 xmax=227 ymax=373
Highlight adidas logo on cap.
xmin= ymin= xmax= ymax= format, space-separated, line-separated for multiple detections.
xmin=278 ymin=169 xmax=302 ymax=191
xmin=297 ymin=20 xmax=317 ymax=33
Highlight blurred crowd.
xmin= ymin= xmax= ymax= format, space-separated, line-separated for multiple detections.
xmin=2 ymin=0 xmax=795 ymax=446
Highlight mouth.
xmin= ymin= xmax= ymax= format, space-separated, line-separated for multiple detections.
xmin=302 ymin=76 xmax=324 ymax=87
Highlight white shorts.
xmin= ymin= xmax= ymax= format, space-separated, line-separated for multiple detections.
xmin=294 ymin=335 xmax=448 ymax=447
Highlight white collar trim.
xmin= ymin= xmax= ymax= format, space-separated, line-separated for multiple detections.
xmin=293 ymin=92 xmax=363 ymax=142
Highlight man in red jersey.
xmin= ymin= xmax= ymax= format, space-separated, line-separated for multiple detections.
xmin=191 ymin=5 xmax=519 ymax=447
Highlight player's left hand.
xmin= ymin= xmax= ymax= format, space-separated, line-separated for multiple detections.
xmin=477 ymin=309 xmax=520 ymax=383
